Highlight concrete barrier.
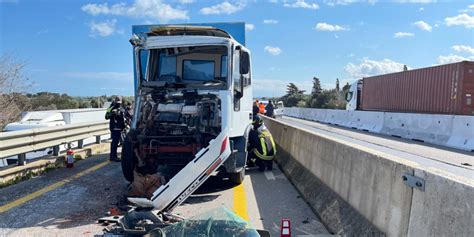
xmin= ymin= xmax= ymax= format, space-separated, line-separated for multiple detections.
xmin=324 ymin=110 xmax=350 ymax=126
xmin=447 ymin=116 xmax=474 ymax=151
xmin=348 ymin=111 xmax=384 ymax=133
xmin=263 ymin=116 xmax=474 ymax=236
xmin=407 ymin=168 xmax=474 ymax=236
xmin=380 ymin=113 xmax=453 ymax=146
xmin=282 ymin=108 xmax=473 ymax=152
xmin=283 ymin=107 xmax=301 ymax=119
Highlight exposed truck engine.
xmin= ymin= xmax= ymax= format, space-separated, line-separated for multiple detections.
xmin=135 ymin=91 xmax=222 ymax=168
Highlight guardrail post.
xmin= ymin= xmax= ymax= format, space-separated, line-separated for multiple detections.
xmin=96 ymin=135 xmax=101 ymax=144
xmin=17 ymin=153 xmax=26 ymax=166
xmin=78 ymin=139 xmax=84 ymax=148
xmin=53 ymin=145 xmax=60 ymax=156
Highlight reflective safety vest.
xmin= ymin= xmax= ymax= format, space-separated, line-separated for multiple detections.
xmin=252 ymin=130 xmax=276 ymax=160
xmin=259 ymin=104 xmax=265 ymax=114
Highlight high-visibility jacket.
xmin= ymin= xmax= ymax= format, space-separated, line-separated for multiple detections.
xmin=249 ymin=128 xmax=276 ymax=160
xmin=259 ymin=104 xmax=265 ymax=114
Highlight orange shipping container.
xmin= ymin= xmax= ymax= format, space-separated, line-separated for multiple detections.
xmin=360 ymin=61 xmax=474 ymax=115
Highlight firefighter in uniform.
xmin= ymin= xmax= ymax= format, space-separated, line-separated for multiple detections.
xmin=248 ymin=115 xmax=276 ymax=171
xmin=105 ymin=96 xmax=125 ymax=162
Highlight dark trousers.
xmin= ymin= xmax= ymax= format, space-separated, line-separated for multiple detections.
xmin=248 ymin=151 xmax=273 ymax=171
xmin=110 ymin=130 xmax=121 ymax=160
xmin=256 ymin=158 xmax=273 ymax=171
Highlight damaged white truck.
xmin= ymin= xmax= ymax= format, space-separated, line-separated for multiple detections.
xmin=102 ymin=23 xmax=260 ymax=236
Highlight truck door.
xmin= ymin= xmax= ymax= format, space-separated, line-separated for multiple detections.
xmin=230 ymin=46 xmax=252 ymax=137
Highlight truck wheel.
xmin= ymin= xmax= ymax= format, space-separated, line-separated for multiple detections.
xmin=229 ymin=168 xmax=245 ymax=184
xmin=121 ymin=138 xmax=136 ymax=182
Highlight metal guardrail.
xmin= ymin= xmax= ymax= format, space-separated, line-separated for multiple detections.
xmin=0 ymin=121 xmax=110 ymax=165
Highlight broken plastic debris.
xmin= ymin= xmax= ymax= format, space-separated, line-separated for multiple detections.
xmin=151 ymin=207 xmax=260 ymax=237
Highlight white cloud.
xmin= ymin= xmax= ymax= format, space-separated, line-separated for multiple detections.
xmin=252 ymin=79 xmax=312 ymax=97
xmin=452 ymin=45 xmax=474 ymax=55
xmin=263 ymin=19 xmax=278 ymax=24
xmin=445 ymin=14 xmax=474 ymax=28
xmin=89 ymin=19 xmax=117 ymax=37
xmin=81 ymin=3 xmax=113 ymax=15
xmin=394 ymin=32 xmax=414 ymax=38
xmin=413 ymin=20 xmax=432 ymax=32
xmin=437 ymin=54 xmax=473 ymax=64
xmin=419 ymin=7 xmax=424 ymax=11
xmin=284 ymin=0 xmax=319 ymax=10
xmin=37 ymin=29 xmax=49 ymax=35
xmin=394 ymin=0 xmax=436 ymax=3
xmin=325 ymin=0 xmax=374 ymax=6
xmin=264 ymin=46 xmax=282 ymax=56
xmin=81 ymin=0 xmax=188 ymax=22
xmin=178 ymin=0 xmax=194 ymax=4
xmin=314 ymin=22 xmax=347 ymax=31
xmin=245 ymin=23 xmax=255 ymax=31
xmin=345 ymin=58 xmax=407 ymax=78
xmin=63 ymin=71 xmax=133 ymax=81
xmin=199 ymin=1 xmax=244 ymax=15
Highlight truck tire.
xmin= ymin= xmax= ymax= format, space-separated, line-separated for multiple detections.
xmin=121 ymin=138 xmax=136 ymax=182
xmin=229 ymin=168 xmax=245 ymax=184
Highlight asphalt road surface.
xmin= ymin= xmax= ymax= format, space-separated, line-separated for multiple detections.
xmin=0 ymin=152 xmax=328 ymax=237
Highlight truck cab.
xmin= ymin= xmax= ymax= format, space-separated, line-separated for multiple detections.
xmin=345 ymin=80 xmax=362 ymax=111
xmin=122 ymin=24 xmax=252 ymax=185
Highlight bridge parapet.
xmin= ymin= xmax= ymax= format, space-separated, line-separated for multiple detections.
xmin=263 ymin=116 xmax=474 ymax=236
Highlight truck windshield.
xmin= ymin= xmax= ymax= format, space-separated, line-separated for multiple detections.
xmin=183 ymin=60 xmax=214 ymax=81
xmin=145 ymin=45 xmax=228 ymax=88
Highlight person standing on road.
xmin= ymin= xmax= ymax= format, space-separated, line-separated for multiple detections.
xmin=247 ymin=115 xmax=276 ymax=171
xmin=253 ymin=99 xmax=260 ymax=118
xmin=105 ymin=96 xmax=126 ymax=162
xmin=259 ymin=102 xmax=265 ymax=114
xmin=265 ymin=100 xmax=275 ymax=118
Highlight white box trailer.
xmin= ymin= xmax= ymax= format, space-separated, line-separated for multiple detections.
xmin=1 ymin=108 xmax=108 ymax=167
xmin=3 ymin=108 xmax=107 ymax=132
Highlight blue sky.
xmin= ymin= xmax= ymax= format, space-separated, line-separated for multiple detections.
xmin=1 ymin=0 xmax=473 ymax=97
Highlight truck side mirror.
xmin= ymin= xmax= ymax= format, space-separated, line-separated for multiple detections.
xmin=240 ymin=51 xmax=250 ymax=75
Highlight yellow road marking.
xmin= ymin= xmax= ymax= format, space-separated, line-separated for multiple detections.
xmin=233 ymin=183 xmax=249 ymax=221
xmin=0 ymin=160 xmax=110 ymax=214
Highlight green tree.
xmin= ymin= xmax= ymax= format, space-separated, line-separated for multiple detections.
xmin=281 ymin=82 xmax=306 ymax=107
xmin=78 ymin=100 xmax=90 ymax=108
xmin=296 ymin=100 xmax=307 ymax=108
xmin=342 ymin=82 xmax=351 ymax=92
xmin=286 ymin=83 xmax=304 ymax=96
xmin=311 ymin=77 xmax=322 ymax=96
xmin=336 ymin=78 xmax=340 ymax=92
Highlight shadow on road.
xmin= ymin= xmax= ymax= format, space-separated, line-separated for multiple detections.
xmin=247 ymin=163 xmax=329 ymax=236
